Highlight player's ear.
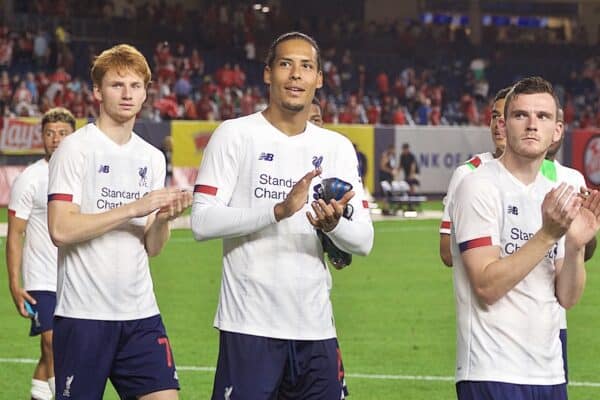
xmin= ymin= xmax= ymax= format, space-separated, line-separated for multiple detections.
xmin=553 ymin=121 xmax=564 ymax=143
xmin=92 ymin=84 xmax=102 ymax=102
xmin=264 ymin=65 xmax=271 ymax=85
xmin=143 ymin=82 xmax=149 ymax=103
xmin=316 ymin=69 xmax=323 ymax=89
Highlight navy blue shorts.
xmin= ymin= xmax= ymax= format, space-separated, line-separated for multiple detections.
xmin=27 ymin=291 xmax=56 ymax=336
xmin=456 ymin=381 xmax=567 ymax=400
xmin=560 ymin=329 xmax=568 ymax=383
xmin=53 ymin=315 xmax=179 ymax=400
xmin=212 ymin=331 xmax=348 ymax=400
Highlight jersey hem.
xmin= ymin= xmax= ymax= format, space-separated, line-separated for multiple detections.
xmin=455 ymin=374 xmax=565 ymax=385
xmin=54 ymin=308 xmax=160 ymax=321
xmin=24 ymin=286 xmax=57 ymax=292
xmin=215 ymin=321 xmax=337 ymax=341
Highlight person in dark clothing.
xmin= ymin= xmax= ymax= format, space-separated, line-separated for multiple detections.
xmin=399 ymin=142 xmax=419 ymax=193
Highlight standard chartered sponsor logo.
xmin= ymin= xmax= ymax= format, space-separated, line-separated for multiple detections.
xmin=504 ymin=227 xmax=558 ymax=258
xmin=96 ymin=186 xmax=146 ymax=209
xmin=253 ymin=173 xmax=297 ymax=200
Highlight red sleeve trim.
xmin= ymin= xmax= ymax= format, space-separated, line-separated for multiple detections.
xmin=194 ymin=184 xmax=218 ymax=196
xmin=459 ymin=237 xmax=492 ymax=253
xmin=48 ymin=193 xmax=74 ymax=202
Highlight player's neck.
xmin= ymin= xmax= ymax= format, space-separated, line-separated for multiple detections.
xmin=96 ymin=114 xmax=135 ymax=145
xmin=499 ymin=151 xmax=543 ymax=185
xmin=262 ymin=106 xmax=308 ymax=136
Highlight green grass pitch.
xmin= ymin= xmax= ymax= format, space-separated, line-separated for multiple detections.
xmin=0 ymin=220 xmax=599 ymax=399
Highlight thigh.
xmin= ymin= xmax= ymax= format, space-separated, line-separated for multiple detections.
xmin=53 ymin=317 xmax=117 ymax=400
xmin=211 ymin=331 xmax=288 ymax=400
xmin=27 ymin=291 xmax=56 ymax=336
xmin=110 ymin=315 xmax=180 ymax=400
xmin=278 ymin=338 xmax=343 ymax=400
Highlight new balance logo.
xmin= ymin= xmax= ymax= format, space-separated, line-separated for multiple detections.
xmin=98 ymin=165 xmax=110 ymax=173
xmin=507 ymin=205 xmax=519 ymax=215
xmin=258 ymin=152 xmax=274 ymax=161
xmin=224 ymin=386 xmax=233 ymax=400
xmin=33 ymin=311 xmax=40 ymax=328
xmin=63 ymin=375 xmax=74 ymax=397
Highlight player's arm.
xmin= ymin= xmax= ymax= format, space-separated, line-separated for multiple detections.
xmin=48 ymin=189 xmax=177 ymax=247
xmin=6 ymin=213 xmax=36 ymax=317
xmin=439 ymin=165 xmax=470 ymax=267
xmin=461 ymin=231 xmax=558 ymax=305
xmin=439 ymin=235 xmax=452 ymax=267
xmin=458 ymin=182 xmax=576 ymax=306
xmin=191 ymin=123 xmax=326 ymax=241
xmin=580 ymin=186 xmax=598 ymax=261
xmin=6 ymin=173 xmax=37 ymax=317
xmin=47 ymin=136 xmax=179 ymax=246
xmin=193 ymin=168 xmax=321 ymax=240
xmin=144 ymin=190 xmax=193 ymax=256
xmin=584 ymin=236 xmax=597 ymax=261
xmin=554 ymin=188 xmax=600 ymax=308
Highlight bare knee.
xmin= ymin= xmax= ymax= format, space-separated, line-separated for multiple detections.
xmin=40 ymin=331 xmax=53 ymax=362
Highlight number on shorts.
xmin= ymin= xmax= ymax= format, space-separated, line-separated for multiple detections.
xmin=158 ymin=337 xmax=173 ymax=367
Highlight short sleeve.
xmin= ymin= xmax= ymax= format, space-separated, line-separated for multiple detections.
xmin=8 ymin=169 xmax=36 ymax=220
xmin=440 ymin=165 xmax=472 ymax=234
xmin=452 ymin=174 xmax=501 ymax=253
xmin=48 ymin=136 xmax=84 ymax=206
xmin=194 ymin=120 xmax=241 ymax=205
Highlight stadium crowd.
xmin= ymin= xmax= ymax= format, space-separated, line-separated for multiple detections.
xmin=1 ymin=2 xmax=599 ymax=128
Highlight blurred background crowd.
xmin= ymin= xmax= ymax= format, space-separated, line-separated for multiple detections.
xmin=0 ymin=0 xmax=598 ymax=128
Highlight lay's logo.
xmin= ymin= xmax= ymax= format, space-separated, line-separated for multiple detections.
xmin=0 ymin=118 xmax=44 ymax=154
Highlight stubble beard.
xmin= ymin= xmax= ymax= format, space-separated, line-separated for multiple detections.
xmin=281 ymin=100 xmax=305 ymax=113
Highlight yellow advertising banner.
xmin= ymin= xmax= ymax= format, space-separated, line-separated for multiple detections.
xmin=171 ymin=120 xmax=220 ymax=167
xmin=171 ymin=120 xmax=375 ymax=192
xmin=324 ymin=123 xmax=375 ymax=193
xmin=0 ymin=117 xmax=88 ymax=155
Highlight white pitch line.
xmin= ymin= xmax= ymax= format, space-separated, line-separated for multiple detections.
xmin=1 ymin=358 xmax=600 ymax=387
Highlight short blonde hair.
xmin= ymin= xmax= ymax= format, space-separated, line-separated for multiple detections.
xmin=90 ymin=44 xmax=151 ymax=87
xmin=42 ymin=107 xmax=76 ymax=131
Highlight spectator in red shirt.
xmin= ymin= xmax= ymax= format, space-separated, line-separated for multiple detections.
xmin=392 ymin=105 xmax=406 ymax=125
xmin=232 ymin=63 xmax=246 ymax=89
xmin=216 ymin=63 xmax=234 ymax=88
xmin=376 ymin=71 xmax=389 ymax=96
xmin=50 ymin=67 xmax=71 ymax=84
xmin=366 ymin=102 xmax=380 ymax=124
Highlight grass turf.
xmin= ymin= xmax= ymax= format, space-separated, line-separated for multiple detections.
xmin=0 ymin=221 xmax=598 ymax=399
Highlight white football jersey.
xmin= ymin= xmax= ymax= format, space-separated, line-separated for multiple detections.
xmin=48 ymin=123 xmax=165 ymax=320
xmin=192 ymin=112 xmax=373 ymax=340
xmin=440 ymin=152 xmax=494 ymax=235
xmin=8 ymin=159 xmax=57 ymax=291
xmin=451 ymin=159 xmax=565 ymax=385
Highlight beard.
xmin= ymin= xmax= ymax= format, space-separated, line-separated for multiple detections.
xmin=281 ymin=100 xmax=305 ymax=112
